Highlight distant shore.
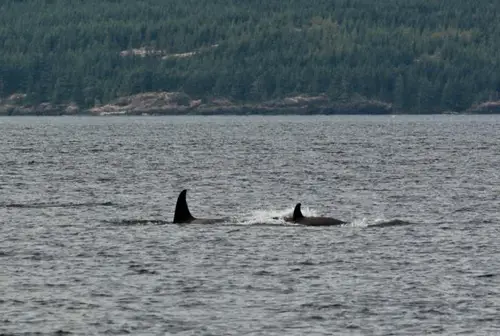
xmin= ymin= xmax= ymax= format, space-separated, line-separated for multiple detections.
xmin=1 ymin=92 xmax=500 ymax=116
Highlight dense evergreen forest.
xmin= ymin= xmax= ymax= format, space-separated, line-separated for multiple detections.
xmin=1 ymin=0 xmax=500 ymax=113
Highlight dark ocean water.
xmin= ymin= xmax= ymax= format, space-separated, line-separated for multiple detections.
xmin=1 ymin=115 xmax=499 ymax=335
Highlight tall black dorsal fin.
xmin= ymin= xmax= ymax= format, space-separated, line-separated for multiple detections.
xmin=293 ymin=203 xmax=304 ymax=220
xmin=173 ymin=189 xmax=195 ymax=223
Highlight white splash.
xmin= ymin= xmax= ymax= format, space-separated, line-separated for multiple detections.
xmin=349 ymin=216 xmax=399 ymax=228
xmin=348 ymin=217 xmax=370 ymax=227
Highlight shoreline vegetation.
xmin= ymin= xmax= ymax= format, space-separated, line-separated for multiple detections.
xmin=1 ymin=0 xmax=500 ymax=114
xmin=1 ymin=92 xmax=500 ymax=116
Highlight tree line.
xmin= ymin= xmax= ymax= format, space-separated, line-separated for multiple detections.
xmin=1 ymin=0 xmax=500 ymax=113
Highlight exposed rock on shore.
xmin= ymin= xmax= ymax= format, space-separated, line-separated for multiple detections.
xmin=0 ymin=91 xmax=401 ymax=116
xmin=88 ymin=92 xmax=195 ymax=115
xmin=87 ymin=92 xmax=393 ymax=116
xmin=0 ymin=94 xmax=80 ymax=115
xmin=466 ymin=101 xmax=500 ymax=114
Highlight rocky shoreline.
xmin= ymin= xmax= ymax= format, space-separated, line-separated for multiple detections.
xmin=1 ymin=91 xmax=499 ymax=116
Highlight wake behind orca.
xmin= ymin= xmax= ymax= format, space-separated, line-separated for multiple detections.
xmin=367 ymin=218 xmax=412 ymax=228
xmin=173 ymin=189 xmax=228 ymax=224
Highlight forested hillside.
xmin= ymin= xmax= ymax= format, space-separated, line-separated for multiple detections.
xmin=1 ymin=0 xmax=500 ymax=113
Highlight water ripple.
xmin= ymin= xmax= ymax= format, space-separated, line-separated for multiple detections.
xmin=1 ymin=115 xmax=499 ymax=335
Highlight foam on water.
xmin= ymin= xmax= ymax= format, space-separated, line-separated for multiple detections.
xmin=349 ymin=217 xmax=370 ymax=227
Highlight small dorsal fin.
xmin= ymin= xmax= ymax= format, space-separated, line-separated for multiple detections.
xmin=293 ymin=203 xmax=304 ymax=220
xmin=173 ymin=189 xmax=195 ymax=223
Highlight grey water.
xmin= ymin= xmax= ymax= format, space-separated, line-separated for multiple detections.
xmin=1 ymin=115 xmax=499 ymax=335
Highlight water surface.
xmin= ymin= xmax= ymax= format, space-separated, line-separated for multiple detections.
xmin=1 ymin=115 xmax=499 ymax=335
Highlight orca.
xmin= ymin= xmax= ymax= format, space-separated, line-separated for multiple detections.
xmin=173 ymin=189 xmax=227 ymax=224
xmin=285 ymin=203 xmax=346 ymax=226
